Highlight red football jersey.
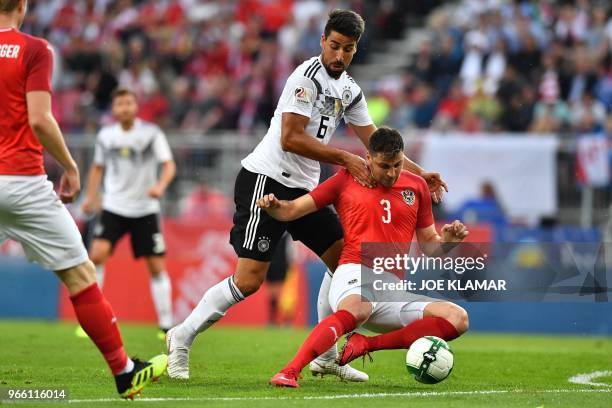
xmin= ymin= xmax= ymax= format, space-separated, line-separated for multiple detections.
xmin=310 ymin=169 xmax=434 ymax=266
xmin=0 ymin=28 xmax=53 ymax=175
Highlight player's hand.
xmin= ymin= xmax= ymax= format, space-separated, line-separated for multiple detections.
xmin=59 ymin=166 xmax=81 ymax=204
xmin=344 ymin=153 xmax=375 ymax=188
xmin=421 ymin=172 xmax=448 ymax=203
xmin=81 ymin=198 xmax=95 ymax=215
xmin=256 ymin=193 xmax=281 ymax=209
xmin=441 ymin=220 xmax=469 ymax=243
xmin=148 ymin=184 xmax=165 ymax=198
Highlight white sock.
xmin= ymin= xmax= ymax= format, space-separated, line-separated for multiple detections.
xmin=118 ymin=358 xmax=135 ymax=375
xmin=176 ymin=276 xmax=244 ymax=346
xmin=317 ymin=269 xmax=338 ymax=361
xmin=95 ymin=264 xmax=105 ymax=287
xmin=150 ymin=271 xmax=173 ymax=330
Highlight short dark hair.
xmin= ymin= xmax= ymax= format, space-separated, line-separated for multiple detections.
xmin=368 ymin=126 xmax=404 ymax=158
xmin=0 ymin=0 xmax=19 ymax=12
xmin=111 ymin=88 xmax=137 ymax=101
xmin=324 ymin=9 xmax=365 ymax=41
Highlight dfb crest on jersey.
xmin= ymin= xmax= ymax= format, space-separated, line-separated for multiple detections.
xmin=341 ymin=88 xmax=352 ymax=107
xmin=257 ymin=236 xmax=271 ymax=252
xmin=401 ymin=189 xmax=416 ymax=205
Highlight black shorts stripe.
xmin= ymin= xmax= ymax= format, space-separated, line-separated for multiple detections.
xmin=242 ymin=174 xmax=262 ymax=249
xmin=243 ymin=174 xmax=267 ymax=250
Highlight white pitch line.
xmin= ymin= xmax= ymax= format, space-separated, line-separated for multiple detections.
xmin=66 ymin=388 xmax=612 ymax=404
xmin=568 ymin=370 xmax=612 ymax=387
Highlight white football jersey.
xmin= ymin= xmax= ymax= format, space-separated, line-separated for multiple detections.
xmin=241 ymin=56 xmax=373 ymax=191
xmin=93 ymin=119 xmax=173 ymax=218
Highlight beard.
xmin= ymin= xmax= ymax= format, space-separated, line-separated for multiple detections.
xmin=324 ymin=61 xmax=345 ymax=79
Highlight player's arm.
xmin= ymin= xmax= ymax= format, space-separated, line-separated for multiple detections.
xmin=81 ymin=164 xmax=104 ymax=214
xmin=149 ymin=130 xmax=176 ymax=198
xmin=148 ymin=160 xmax=176 ymax=199
xmin=416 ymin=221 xmax=469 ymax=257
xmin=27 ymin=91 xmax=80 ymax=203
xmin=256 ymin=193 xmax=317 ymax=221
xmin=281 ymin=112 xmax=373 ymax=187
xmin=348 ymin=122 xmax=448 ymax=202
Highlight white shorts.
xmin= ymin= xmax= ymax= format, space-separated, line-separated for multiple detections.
xmin=0 ymin=175 xmax=88 ymax=271
xmin=329 ymin=263 xmax=439 ymax=333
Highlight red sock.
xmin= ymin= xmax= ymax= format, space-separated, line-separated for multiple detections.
xmin=366 ymin=317 xmax=459 ymax=352
xmin=284 ymin=310 xmax=357 ymax=373
xmin=70 ymin=284 xmax=128 ymax=375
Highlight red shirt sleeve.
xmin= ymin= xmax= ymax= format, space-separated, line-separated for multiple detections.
xmin=309 ymin=169 xmax=349 ymax=208
xmin=416 ymin=177 xmax=434 ymax=228
xmin=25 ymin=38 xmax=53 ymax=93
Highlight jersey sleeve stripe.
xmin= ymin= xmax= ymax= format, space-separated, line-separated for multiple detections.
xmin=311 ymin=77 xmax=323 ymax=97
xmin=346 ymin=91 xmax=363 ymax=111
xmin=309 ymin=64 xmax=322 ymax=79
xmin=304 ymin=60 xmax=320 ymax=77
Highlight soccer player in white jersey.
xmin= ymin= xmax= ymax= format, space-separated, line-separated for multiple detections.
xmin=82 ymin=89 xmax=176 ymax=337
xmin=166 ymin=9 xmax=447 ymax=381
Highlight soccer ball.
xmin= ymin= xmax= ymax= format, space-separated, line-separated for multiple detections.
xmin=406 ymin=336 xmax=454 ymax=384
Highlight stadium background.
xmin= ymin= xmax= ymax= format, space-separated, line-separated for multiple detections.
xmin=0 ymin=0 xmax=611 ymax=334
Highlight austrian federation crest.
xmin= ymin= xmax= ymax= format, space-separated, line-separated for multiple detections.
xmin=401 ymin=189 xmax=415 ymax=205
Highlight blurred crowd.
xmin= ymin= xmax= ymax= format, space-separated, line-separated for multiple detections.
xmin=23 ymin=0 xmax=612 ymax=137
xmin=23 ymin=0 xmax=431 ymax=135
xmin=376 ymin=0 xmax=612 ymax=136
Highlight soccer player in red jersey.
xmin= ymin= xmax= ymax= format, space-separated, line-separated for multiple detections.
xmin=257 ymin=127 xmax=469 ymax=387
xmin=0 ymin=0 xmax=166 ymax=398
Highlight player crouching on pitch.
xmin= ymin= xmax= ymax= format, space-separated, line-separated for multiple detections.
xmin=256 ymin=127 xmax=469 ymax=387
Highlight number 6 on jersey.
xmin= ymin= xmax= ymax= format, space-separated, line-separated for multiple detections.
xmin=380 ymin=199 xmax=391 ymax=223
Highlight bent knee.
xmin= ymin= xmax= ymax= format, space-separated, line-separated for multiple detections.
xmin=337 ymin=296 xmax=372 ymax=326
xmin=448 ymin=306 xmax=469 ymax=334
xmin=233 ymin=271 xmax=265 ymax=297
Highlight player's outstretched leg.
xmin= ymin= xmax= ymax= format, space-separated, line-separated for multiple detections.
xmin=167 ymin=258 xmax=265 ymax=379
xmin=57 ymin=261 xmax=167 ymax=398
xmin=270 ymin=310 xmax=358 ymax=387
xmin=309 ymin=269 xmax=369 ymax=382
xmin=338 ymin=303 xmax=468 ymax=366
xmin=271 ymin=293 xmax=372 ymax=387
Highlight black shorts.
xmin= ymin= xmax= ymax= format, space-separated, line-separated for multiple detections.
xmin=267 ymin=233 xmax=289 ymax=283
xmin=230 ymin=168 xmax=343 ymax=262
xmin=93 ymin=210 xmax=166 ymax=258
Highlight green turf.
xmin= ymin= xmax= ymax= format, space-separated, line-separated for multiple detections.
xmin=0 ymin=320 xmax=610 ymax=407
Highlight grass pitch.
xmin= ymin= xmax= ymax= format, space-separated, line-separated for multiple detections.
xmin=0 ymin=320 xmax=610 ymax=407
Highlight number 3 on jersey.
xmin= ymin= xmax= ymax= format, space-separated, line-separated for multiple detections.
xmin=317 ymin=116 xmax=330 ymax=139
xmin=380 ymin=199 xmax=391 ymax=224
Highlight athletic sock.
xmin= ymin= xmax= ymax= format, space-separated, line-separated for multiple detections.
xmin=315 ymin=269 xmax=337 ymax=361
xmin=175 ymin=276 xmax=244 ymax=346
xmin=70 ymin=283 xmax=129 ymax=375
xmin=118 ymin=358 xmax=135 ymax=375
xmin=365 ymin=317 xmax=459 ymax=352
xmin=150 ymin=271 xmax=173 ymax=330
xmin=283 ymin=310 xmax=356 ymax=374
